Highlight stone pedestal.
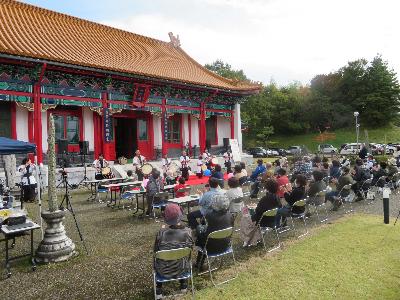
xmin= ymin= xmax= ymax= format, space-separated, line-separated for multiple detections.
xmin=35 ymin=210 xmax=76 ymax=263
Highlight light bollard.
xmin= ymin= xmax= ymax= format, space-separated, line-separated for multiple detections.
xmin=383 ymin=187 xmax=390 ymax=224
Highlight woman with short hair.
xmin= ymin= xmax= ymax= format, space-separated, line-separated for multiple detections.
xmin=226 ymin=177 xmax=244 ymax=213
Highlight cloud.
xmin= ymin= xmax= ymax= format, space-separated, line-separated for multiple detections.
xmin=100 ymin=0 xmax=400 ymax=86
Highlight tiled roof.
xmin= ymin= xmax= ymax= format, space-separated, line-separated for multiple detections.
xmin=0 ymin=0 xmax=260 ymax=92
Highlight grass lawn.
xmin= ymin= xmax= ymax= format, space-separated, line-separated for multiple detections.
xmin=246 ymin=125 xmax=400 ymax=152
xmin=194 ymin=215 xmax=400 ymax=300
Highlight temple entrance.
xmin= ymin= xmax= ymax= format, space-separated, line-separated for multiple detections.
xmin=115 ymin=118 xmax=137 ymax=159
xmin=0 ymin=102 xmax=12 ymax=138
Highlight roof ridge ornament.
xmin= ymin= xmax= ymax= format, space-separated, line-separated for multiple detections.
xmin=168 ymin=32 xmax=181 ymax=47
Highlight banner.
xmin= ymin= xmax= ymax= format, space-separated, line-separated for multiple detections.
xmin=103 ymin=107 xmax=112 ymax=143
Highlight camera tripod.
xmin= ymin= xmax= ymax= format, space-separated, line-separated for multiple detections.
xmin=78 ymin=152 xmax=90 ymax=186
xmin=59 ymin=173 xmax=89 ymax=255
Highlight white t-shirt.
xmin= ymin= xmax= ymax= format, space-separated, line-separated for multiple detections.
xmin=133 ymin=155 xmax=146 ymax=166
xmin=180 ymin=156 xmax=190 ymax=168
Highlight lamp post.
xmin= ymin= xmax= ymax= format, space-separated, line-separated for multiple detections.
xmin=354 ymin=111 xmax=360 ymax=150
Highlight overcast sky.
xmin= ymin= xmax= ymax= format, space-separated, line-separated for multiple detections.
xmin=23 ymin=0 xmax=400 ymax=85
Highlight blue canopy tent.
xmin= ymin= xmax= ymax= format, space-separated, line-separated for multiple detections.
xmin=0 ymin=137 xmax=36 ymax=155
xmin=0 ymin=137 xmax=43 ymax=236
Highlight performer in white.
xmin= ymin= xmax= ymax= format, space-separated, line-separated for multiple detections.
xmin=223 ymin=149 xmax=234 ymax=174
xmin=93 ymin=153 xmax=109 ymax=180
xmin=161 ymin=153 xmax=171 ymax=177
xmin=180 ymin=150 xmax=191 ymax=181
xmin=202 ymin=148 xmax=211 ymax=169
xmin=133 ymin=150 xmax=146 ymax=181
xmin=18 ymin=157 xmax=37 ymax=203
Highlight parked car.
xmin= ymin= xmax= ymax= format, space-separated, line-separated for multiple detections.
xmin=269 ymin=147 xmax=288 ymax=156
xmin=287 ymin=145 xmax=302 ymax=155
xmin=247 ymin=147 xmax=267 ymax=157
xmin=266 ymin=148 xmax=280 ymax=156
xmin=339 ymin=143 xmax=361 ymax=155
xmin=385 ymin=143 xmax=399 ymax=154
xmin=317 ymin=144 xmax=337 ymax=154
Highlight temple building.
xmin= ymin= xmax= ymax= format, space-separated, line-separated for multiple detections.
xmin=0 ymin=0 xmax=259 ymax=163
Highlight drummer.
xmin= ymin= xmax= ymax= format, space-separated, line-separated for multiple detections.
xmin=93 ymin=154 xmax=110 ymax=180
xmin=161 ymin=154 xmax=171 ymax=177
xmin=223 ymin=149 xmax=234 ymax=174
xmin=196 ymin=155 xmax=204 ymax=178
xmin=133 ymin=150 xmax=146 ymax=181
xmin=180 ymin=150 xmax=191 ymax=181
xmin=202 ymin=148 xmax=211 ymax=169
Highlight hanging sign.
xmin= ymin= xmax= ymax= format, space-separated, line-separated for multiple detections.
xmin=103 ymin=107 xmax=112 ymax=143
xmin=163 ymin=111 xmax=169 ymax=141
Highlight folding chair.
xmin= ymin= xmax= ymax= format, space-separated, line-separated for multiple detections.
xmin=389 ymin=172 xmax=400 ymax=194
xmin=337 ymin=184 xmax=354 ymax=213
xmin=196 ymin=227 xmax=237 ymax=286
xmin=308 ymin=190 xmax=328 ymax=224
xmin=289 ymin=199 xmax=308 ymax=238
xmin=230 ymin=196 xmax=244 ymax=232
xmin=258 ymin=208 xmax=281 ymax=252
xmin=153 ymin=247 xmax=194 ymax=300
xmin=119 ymin=191 xmax=135 ymax=210
xmin=97 ymin=186 xmax=109 ymax=203
xmin=152 ymin=192 xmax=169 ymax=221
xmin=359 ymin=178 xmax=373 ymax=202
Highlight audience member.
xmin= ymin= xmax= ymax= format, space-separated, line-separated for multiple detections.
xmin=174 ymin=177 xmax=189 ymax=198
xmin=330 ymin=160 xmax=341 ymax=179
xmin=146 ymin=169 xmax=164 ymax=216
xmin=154 ymin=203 xmax=193 ymax=299
xmin=276 ymin=168 xmax=290 ymax=198
xmin=250 ymin=159 xmax=266 ymax=181
xmin=240 ymin=179 xmax=282 ymax=247
xmin=226 ymin=177 xmax=244 ymax=213
xmin=307 ymin=170 xmax=327 ymax=206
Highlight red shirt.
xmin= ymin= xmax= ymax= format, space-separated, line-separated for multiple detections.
xmin=276 ymin=175 xmax=290 ymax=198
xmin=174 ymin=183 xmax=188 ymax=198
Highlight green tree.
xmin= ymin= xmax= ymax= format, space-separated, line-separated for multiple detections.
xmin=205 ymin=59 xmax=249 ymax=81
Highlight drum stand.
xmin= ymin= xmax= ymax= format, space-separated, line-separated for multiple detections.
xmin=59 ymin=173 xmax=89 ymax=255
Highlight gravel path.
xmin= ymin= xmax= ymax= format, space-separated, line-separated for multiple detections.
xmin=1 ymin=187 xmax=399 ymax=300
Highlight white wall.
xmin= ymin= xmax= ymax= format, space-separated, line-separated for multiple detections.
xmin=83 ymin=108 xmax=94 ymax=151
xmin=16 ymin=106 xmax=29 ymax=142
xmin=191 ymin=116 xmax=199 ymax=147
xmin=41 ymin=111 xmax=48 ymax=152
xmin=234 ymin=103 xmax=242 ymax=152
xmin=153 ymin=115 xmax=162 ymax=149
xmin=217 ymin=116 xmax=231 ymax=146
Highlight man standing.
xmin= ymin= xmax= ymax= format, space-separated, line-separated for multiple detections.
xmin=180 ymin=151 xmax=190 ymax=181
xmin=133 ymin=150 xmax=146 ymax=181
xmin=223 ymin=149 xmax=234 ymax=174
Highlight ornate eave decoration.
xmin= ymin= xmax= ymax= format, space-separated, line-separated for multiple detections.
xmin=90 ymin=107 xmax=103 ymax=115
xmin=16 ymin=101 xmax=34 ymax=111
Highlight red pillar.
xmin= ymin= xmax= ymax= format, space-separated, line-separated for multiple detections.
xmin=28 ymin=111 xmax=34 ymax=143
xmin=148 ymin=114 xmax=154 ymax=159
xmin=230 ymin=113 xmax=235 ymax=139
xmin=161 ymin=98 xmax=167 ymax=156
xmin=199 ymin=102 xmax=206 ymax=153
xmin=188 ymin=114 xmax=192 ymax=155
xmin=33 ymin=83 xmax=43 ymax=163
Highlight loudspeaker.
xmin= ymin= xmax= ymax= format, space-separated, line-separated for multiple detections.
xmin=206 ymin=139 xmax=211 ymax=150
xmin=223 ymin=138 xmax=230 ymax=148
xmin=79 ymin=141 xmax=89 ymax=155
xmin=57 ymin=139 xmax=68 ymax=154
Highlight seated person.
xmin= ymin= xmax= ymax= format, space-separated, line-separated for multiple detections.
xmin=352 ymin=158 xmax=371 ymax=195
xmin=234 ymin=165 xmax=248 ymax=185
xmin=307 ymin=170 xmax=327 ymax=206
xmin=124 ymin=170 xmax=135 ymax=181
xmin=277 ymin=174 xmax=307 ymax=224
xmin=194 ymin=192 xmax=232 ymax=269
xmin=225 ymin=177 xmax=244 ymax=213
xmin=276 ymin=168 xmax=290 ymax=198
xmin=211 ymin=164 xmax=224 ymax=189
xmin=321 ymin=162 xmax=330 ymax=178
xmin=273 ymin=159 xmax=281 ymax=175
xmin=154 ymin=203 xmax=193 ymax=299
xmin=329 ymin=160 xmax=341 ymax=179
xmin=146 ymin=169 xmax=164 ymax=216
xmin=387 ymin=158 xmax=399 ymax=181
xmin=174 ymin=177 xmax=189 ymax=198
xmin=187 ymin=177 xmax=225 ymax=230
xmin=326 ymin=166 xmax=354 ymax=210
xmin=165 ymin=169 xmax=177 ymax=185
xmin=240 ymin=179 xmax=282 ymax=247
xmin=250 ymin=159 xmax=266 ymax=181
xmin=371 ymin=161 xmax=388 ymax=187
xmin=240 ymin=162 xmax=248 ymax=177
